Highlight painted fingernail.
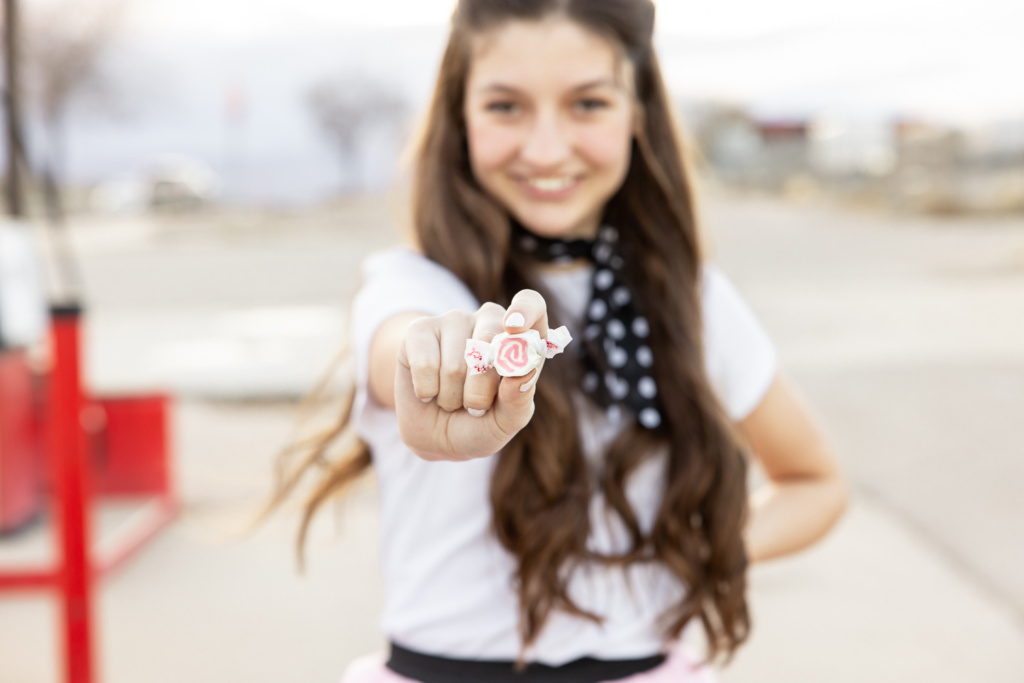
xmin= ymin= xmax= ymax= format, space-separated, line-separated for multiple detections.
xmin=505 ymin=312 xmax=525 ymax=328
xmin=467 ymin=407 xmax=487 ymax=417
xmin=421 ymin=397 xmax=433 ymax=403
xmin=520 ymin=372 xmax=540 ymax=392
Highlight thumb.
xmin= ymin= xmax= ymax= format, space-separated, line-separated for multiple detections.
xmin=489 ymin=368 xmax=539 ymax=439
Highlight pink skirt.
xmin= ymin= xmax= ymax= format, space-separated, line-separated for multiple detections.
xmin=339 ymin=646 xmax=717 ymax=683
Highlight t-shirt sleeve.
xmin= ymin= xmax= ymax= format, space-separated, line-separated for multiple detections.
xmin=700 ymin=265 xmax=778 ymax=421
xmin=350 ymin=248 xmax=480 ymax=400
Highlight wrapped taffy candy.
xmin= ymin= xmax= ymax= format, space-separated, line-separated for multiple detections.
xmin=465 ymin=326 xmax=573 ymax=377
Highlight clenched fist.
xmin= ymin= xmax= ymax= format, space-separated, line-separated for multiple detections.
xmin=395 ymin=289 xmax=549 ymax=461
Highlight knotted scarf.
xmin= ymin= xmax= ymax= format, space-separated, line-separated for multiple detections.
xmin=513 ymin=225 xmax=664 ymax=430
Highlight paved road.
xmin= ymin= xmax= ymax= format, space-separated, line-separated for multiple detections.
xmin=2 ymin=194 xmax=1022 ymax=681
xmin=73 ymin=195 xmax=1024 ymax=622
xmin=71 ymin=198 xmax=402 ymax=397
xmin=704 ymin=198 xmax=1024 ymax=617
xmin=700 ymin=198 xmax=1024 ymax=681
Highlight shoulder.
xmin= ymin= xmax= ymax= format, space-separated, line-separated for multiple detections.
xmin=697 ymin=263 xmax=778 ymax=421
xmin=354 ymin=247 xmax=479 ymax=313
xmin=697 ymin=263 xmax=762 ymax=331
xmin=350 ymin=248 xmax=480 ymax=379
xmin=360 ymin=247 xmax=465 ymax=288
xmin=697 ymin=263 xmax=738 ymax=306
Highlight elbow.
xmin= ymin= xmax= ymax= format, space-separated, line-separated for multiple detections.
xmin=825 ymin=469 xmax=850 ymax=531
xmin=809 ymin=441 xmax=850 ymax=534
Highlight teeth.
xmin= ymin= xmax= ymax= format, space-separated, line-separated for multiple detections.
xmin=526 ymin=177 xmax=573 ymax=192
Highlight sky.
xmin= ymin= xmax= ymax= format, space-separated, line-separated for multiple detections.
xmin=20 ymin=0 xmax=1024 ymax=204
xmin=111 ymin=0 xmax=1023 ymax=124
xmin=114 ymin=0 xmax=1016 ymax=44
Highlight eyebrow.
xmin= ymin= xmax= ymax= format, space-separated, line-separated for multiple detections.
xmin=477 ymin=78 xmax=618 ymax=95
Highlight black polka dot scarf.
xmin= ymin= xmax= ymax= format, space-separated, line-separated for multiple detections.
xmin=514 ymin=225 xmax=664 ymax=430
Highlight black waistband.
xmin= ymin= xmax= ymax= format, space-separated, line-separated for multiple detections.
xmin=386 ymin=642 xmax=667 ymax=683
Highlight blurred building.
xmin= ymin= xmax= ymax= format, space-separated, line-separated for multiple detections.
xmin=686 ymin=101 xmax=814 ymax=197
xmin=688 ymin=99 xmax=1024 ymax=214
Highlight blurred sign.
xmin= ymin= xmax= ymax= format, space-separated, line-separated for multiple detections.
xmin=0 ymin=222 xmax=47 ymax=349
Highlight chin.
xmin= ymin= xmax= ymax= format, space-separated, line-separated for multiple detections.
xmin=513 ymin=209 xmax=594 ymax=240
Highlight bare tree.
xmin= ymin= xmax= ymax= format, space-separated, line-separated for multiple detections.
xmin=21 ymin=0 xmax=125 ymax=182
xmin=306 ymin=73 xmax=407 ymax=191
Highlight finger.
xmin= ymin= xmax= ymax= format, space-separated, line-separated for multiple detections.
xmin=503 ymin=289 xmax=548 ymax=338
xmin=437 ymin=311 xmax=473 ymax=413
xmin=393 ymin=361 xmax=434 ymax=448
xmin=401 ymin=318 xmax=442 ymax=402
xmin=489 ymin=368 xmax=539 ymax=439
xmin=464 ymin=302 xmax=506 ymax=415
xmin=393 ymin=326 xmax=447 ymax=458
xmin=517 ymin=358 xmax=545 ymax=393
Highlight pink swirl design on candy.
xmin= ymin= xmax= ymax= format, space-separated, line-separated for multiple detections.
xmin=495 ymin=337 xmax=529 ymax=375
xmin=464 ymin=326 xmax=572 ymax=377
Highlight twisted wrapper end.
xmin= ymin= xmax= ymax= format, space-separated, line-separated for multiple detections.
xmin=464 ymin=325 xmax=573 ymax=377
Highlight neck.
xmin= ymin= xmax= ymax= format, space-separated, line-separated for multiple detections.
xmin=534 ymin=258 xmax=592 ymax=274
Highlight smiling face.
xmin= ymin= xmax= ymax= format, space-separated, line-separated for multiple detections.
xmin=463 ymin=16 xmax=636 ymax=240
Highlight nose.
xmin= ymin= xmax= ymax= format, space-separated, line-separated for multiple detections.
xmin=519 ymin=110 xmax=571 ymax=169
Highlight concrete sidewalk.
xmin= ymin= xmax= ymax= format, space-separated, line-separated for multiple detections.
xmin=2 ymin=399 xmax=1022 ymax=682
xmin=2 ymin=196 xmax=1023 ymax=681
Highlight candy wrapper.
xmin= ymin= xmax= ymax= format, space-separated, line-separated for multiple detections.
xmin=465 ymin=326 xmax=573 ymax=377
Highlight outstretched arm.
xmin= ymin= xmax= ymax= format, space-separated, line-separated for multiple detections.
xmin=739 ymin=373 xmax=848 ymax=563
xmin=368 ymin=290 xmax=550 ymax=461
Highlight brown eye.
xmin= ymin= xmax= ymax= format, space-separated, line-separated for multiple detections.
xmin=486 ymin=101 xmax=519 ymax=114
xmin=574 ymin=98 xmax=608 ymax=112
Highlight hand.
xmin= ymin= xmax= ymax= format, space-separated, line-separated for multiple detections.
xmin=395 ymin=290 xmax=549 ymax=461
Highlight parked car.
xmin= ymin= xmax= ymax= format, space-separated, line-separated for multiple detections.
xmin=89 ymin=154 xmax=222 ymax=213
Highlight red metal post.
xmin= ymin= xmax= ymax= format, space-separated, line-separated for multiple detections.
xmin=1 ymin=314 xmax=181 ymax=675
xmin=48 ymin=305 xmax=96 ymax=683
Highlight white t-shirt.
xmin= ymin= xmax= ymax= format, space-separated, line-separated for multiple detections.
xmin=350 ymin=247 xmax=776 ymax=665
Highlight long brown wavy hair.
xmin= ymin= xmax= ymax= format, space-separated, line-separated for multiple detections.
xmin=267 ymin=0 xmax=752 ymax=664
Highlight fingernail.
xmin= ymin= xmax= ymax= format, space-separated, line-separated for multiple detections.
xmin=505 ymin=312 xmax=525 ymax=328
xmin=421 ymin=397 xmax=433 ymax=403
xmin=467 ymin=407 xmax=487 ymax=417
xmin=519 ymin=371 xmax=540 ymax=392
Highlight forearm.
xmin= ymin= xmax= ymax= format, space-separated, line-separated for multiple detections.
xmin=743 ymin=474 xmax=847 ymax=564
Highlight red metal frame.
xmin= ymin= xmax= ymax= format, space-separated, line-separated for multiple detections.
xmin=0 ymin=350 xmax=42 ymax=533
xmin=0 ymin=308 xmax=180 ymax=683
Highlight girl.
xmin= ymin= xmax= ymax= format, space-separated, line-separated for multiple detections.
xmin=275 ymin=1 xmax=847 ymax=681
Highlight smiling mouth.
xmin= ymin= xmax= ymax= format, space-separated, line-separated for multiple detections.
xmin=525 ymin=176 xmax=574 ymax=191
xmin=518 ymin=176 xmax=581 ymax=197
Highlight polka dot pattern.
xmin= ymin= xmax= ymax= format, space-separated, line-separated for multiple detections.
xmin=632 ymin=316 xmax=649 ymax=338
xmin=513 ymin=224 xmax=664 ymax=431
xmin=588 ymin=299 xmax=608 ymax=321
xmin=639 ymin=407 xmax=662 ymax=429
